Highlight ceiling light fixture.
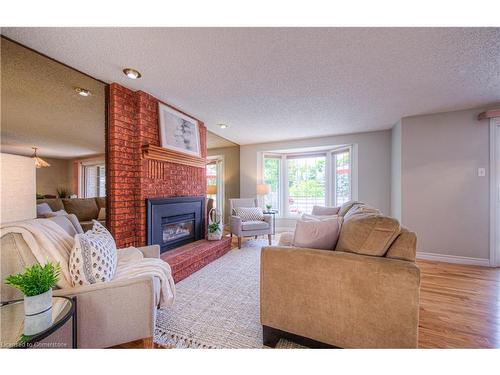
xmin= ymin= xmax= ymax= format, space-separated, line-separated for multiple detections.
xmin=31 ymin=147 xmax=51 ymax=168
xmin=75 ymin=87 xmax=91 ymax=97
xmin=218 ymin=124 xmax=229 ymax=129
xmin=123 ymin=68 xmax=142 ymax=79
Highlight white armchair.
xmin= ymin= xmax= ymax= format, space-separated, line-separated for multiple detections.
xmin=0 ymin=215 xmax=159 ymax=348
xmin=229 ymin=198 xmax=273 ymax=249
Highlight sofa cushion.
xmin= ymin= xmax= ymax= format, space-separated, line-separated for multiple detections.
xmin=336 ymin=213 xmax=401 ymax=256
xmin=40 ymin=209 xmax=69 ymax=218
xmin=36 ymin=203 xmax=53 ymax=218
xmin=69 ymin=220 xmax=117 ymax=286
xmin=385 ymin=228 xmax=417 ymax=262
xmin=46 ymin=214 xmax=82 ymax=237
xmin=301 ymin=213 xmax=339 ymax=221
xmin=338 ymin=200 xmax=363 ymax=216
xmin=95 ymin=197 xmax=106 ymax=210
xmin=234 ymin=207 xmax=264 ymax=222
xmin=241 ymin=220 xmax=269 ymax=231
xmin=311 ymin=205 xmax=340 ymax=216
xmin=293 ymin=217 xmax=342 ymax=250
xmin=63 ymin=198 xmax=99 ymax=222
xmin=37 ymin=198 xmax=64 ymax=212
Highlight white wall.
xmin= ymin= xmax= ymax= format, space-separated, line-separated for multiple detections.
xmin=240 ymin=130 xmax=392 ymax=215
xmin=390 ymin=121 xmax=402 ymax=220
xmin=1 ymin=153 xmax=36 ymax=223
xmin=400 ymin=107 xmax=491 ymax=260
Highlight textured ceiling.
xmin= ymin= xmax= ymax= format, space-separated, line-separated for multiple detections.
xmin=1 ymin=28 xmax=499 ymax=145
xmin=1 ymin=38 xmax=105 ymax=159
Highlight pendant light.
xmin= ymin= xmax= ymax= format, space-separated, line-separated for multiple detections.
xmin=31 ymin=147 xmax=50 ymax=168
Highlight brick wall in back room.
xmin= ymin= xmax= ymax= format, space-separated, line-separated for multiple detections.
xmin=107 ymin=83 xmax=207 ymax=249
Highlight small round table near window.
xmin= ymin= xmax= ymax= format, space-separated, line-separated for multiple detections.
xmin=0 ymin=296 xmax=77 ymax=349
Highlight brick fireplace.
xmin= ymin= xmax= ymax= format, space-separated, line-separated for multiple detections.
xmin=107 ymin=83 xmax=231 ymax=280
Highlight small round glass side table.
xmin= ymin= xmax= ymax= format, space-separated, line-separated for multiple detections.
xmin=0 ymin=296 xmax=76 ymax=348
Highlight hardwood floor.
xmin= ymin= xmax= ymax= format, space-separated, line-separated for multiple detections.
xmin=416 ymin=259 xmax=499 ymax=348
xmin=117 ymin=234 xmax=500 ymax=348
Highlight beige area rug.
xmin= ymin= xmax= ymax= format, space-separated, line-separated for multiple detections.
xmin=154 ymin=238 xmax=305 ymax=348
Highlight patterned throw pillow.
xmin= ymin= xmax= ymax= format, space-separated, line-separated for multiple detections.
xmin=69 ymin=220 xmax=117 ymax=286
xmin=233 ymin=207 xmax=264 ymax=222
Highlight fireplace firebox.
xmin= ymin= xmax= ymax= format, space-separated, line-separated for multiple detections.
xmin=147 ymin=196 xmax=205 ymax=253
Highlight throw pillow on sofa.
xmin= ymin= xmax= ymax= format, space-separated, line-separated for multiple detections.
xmin=293 ymin=217 xmax=343 ymax=250
xmin=41 ymin=209 xmax=69 ymax=218
xmin=69 ymin=220 xmax=117 ymax=286
xmin=233 ymin=207 xmax=264 ymax=221
xmin=36 ymin=203 xmax=53 ymax=218
xmin=311 ymin=205 xmax=340 ymax=216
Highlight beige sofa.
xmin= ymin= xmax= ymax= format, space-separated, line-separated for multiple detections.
xmin=260 ymin=201 xmax=420 ymax=348
xmin=37 ymin=197 xmax=106 ymax=231
xmin=1 ymin=214 xmax=159 ymax=348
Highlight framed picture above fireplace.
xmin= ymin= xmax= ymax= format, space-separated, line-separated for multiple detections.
xmin=158 ymin=102 xmax=201 ymax=157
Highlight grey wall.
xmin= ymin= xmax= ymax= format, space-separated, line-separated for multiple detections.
xmin=240 ymin=130 xmax=392 ymax=215
xmin=208 ymin=146 xmax=240 ymax=222
xmin=390 ymin=121 xmax=402 ymax=220
xmin=400 ymin=107 xmax=491 ymax=259
xmin=36 ymin=157 xmax=73 ymax=196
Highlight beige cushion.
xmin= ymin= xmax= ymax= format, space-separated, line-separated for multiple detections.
xmin=385 ymin=229 xmax=417 ymax=262
xmin=293 ymin=217 xmax=342 ymax=250
xmin=97 ymin=207 xmax=106 ymax=221
xmin=95 ymin=197 xmax=106 ymax=210
xmin=63 ymin=198 xmax=99 ymax=222
xmin=41 ymin=209 xmax=69 ymax=218
xmin=338 ymin=200 xmax=363 ymax=216
xmin=336 ymin=213 xmax=401 ymax=256
xmin=37 ymin=198 xmax=64 ymax=212
xmin=301 ymin=213 xmax=339 ymax=221
xmin=311 ymin=205 xmax=340 ymax=216
xmin=242 ymin=220 xmax=269 ymax=231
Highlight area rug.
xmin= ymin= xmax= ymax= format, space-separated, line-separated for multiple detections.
xmin=154 ymin=238 xmax=304 ymax=348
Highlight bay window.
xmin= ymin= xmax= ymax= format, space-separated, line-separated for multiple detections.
xmin=263 ymin=146 xmax=353 ymax=217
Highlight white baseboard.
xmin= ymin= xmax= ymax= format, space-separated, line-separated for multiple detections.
xmin=416 ymin=252 xmax=491 ymax=267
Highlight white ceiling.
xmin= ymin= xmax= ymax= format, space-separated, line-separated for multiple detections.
xmin=2 ymin=28 xmax=499 ymax=145
xmin=1 ymin=38 xmax=105 ymax=159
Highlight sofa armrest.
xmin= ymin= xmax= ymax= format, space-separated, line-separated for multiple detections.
xmin=263 ymin=214 xmax=272 ymax=225
xmin=53 ymin=276 xmax=156 ymax=348
xmin=137 ymin=244 xmax=160 ymax=259
xmin=260 ymin=246 xmax=420 ymax=348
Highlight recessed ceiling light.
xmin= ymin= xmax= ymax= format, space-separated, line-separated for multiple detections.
xmin=75 ymin=87 xmax=91 ymax=97
xmin=123 ymin=68 xmax=142 ymax=79
xmin=218 ymin=124 xmax=229 ymax=129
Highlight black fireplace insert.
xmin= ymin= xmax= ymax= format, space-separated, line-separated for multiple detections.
xmin=147 ymin=196 xmax=205 ymax=253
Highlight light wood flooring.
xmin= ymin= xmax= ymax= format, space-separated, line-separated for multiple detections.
xmin=118 ymin=235 xmax=500 ymax=348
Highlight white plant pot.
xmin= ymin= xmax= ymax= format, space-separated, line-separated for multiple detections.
xmin=24 ymin=289 xmax=53 ymax=316
xmin=24 ymin=308 xmax=53 ymax=336
xmin=207 ymin=227 xmax=222 ymax=241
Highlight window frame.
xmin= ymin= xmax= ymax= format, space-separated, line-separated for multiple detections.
xmin=207 ymin=155 xmax=224 ymax=218
xmin=261 ymin=145 xmax=356 ymax=218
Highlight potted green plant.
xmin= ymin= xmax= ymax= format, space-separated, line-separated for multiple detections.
xmin=207 ymin=208 xmax=223 ymax=241
xmin=5 ymin=263 xmax=60 ymax=316
xmin=265 ymin=204 xmax=272 ymax=211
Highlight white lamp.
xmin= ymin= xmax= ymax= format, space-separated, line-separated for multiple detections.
xmin=256 ymin=184 xmax=270 ymax=208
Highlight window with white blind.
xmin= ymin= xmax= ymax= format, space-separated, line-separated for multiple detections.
xmin=81 ymin=163 xmax=106 ymax=198
xmin=263 ymin=146 xmax=353 ymax=217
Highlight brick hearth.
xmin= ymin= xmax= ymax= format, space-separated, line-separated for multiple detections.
xmin=161 ymin=237 xmax=232 ymax=283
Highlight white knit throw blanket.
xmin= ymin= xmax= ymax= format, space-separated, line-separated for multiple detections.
xmin=1 ymin=220 xmax=175 ymax=307
xmin=0 ymin=219 xmax=74 ymax=289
